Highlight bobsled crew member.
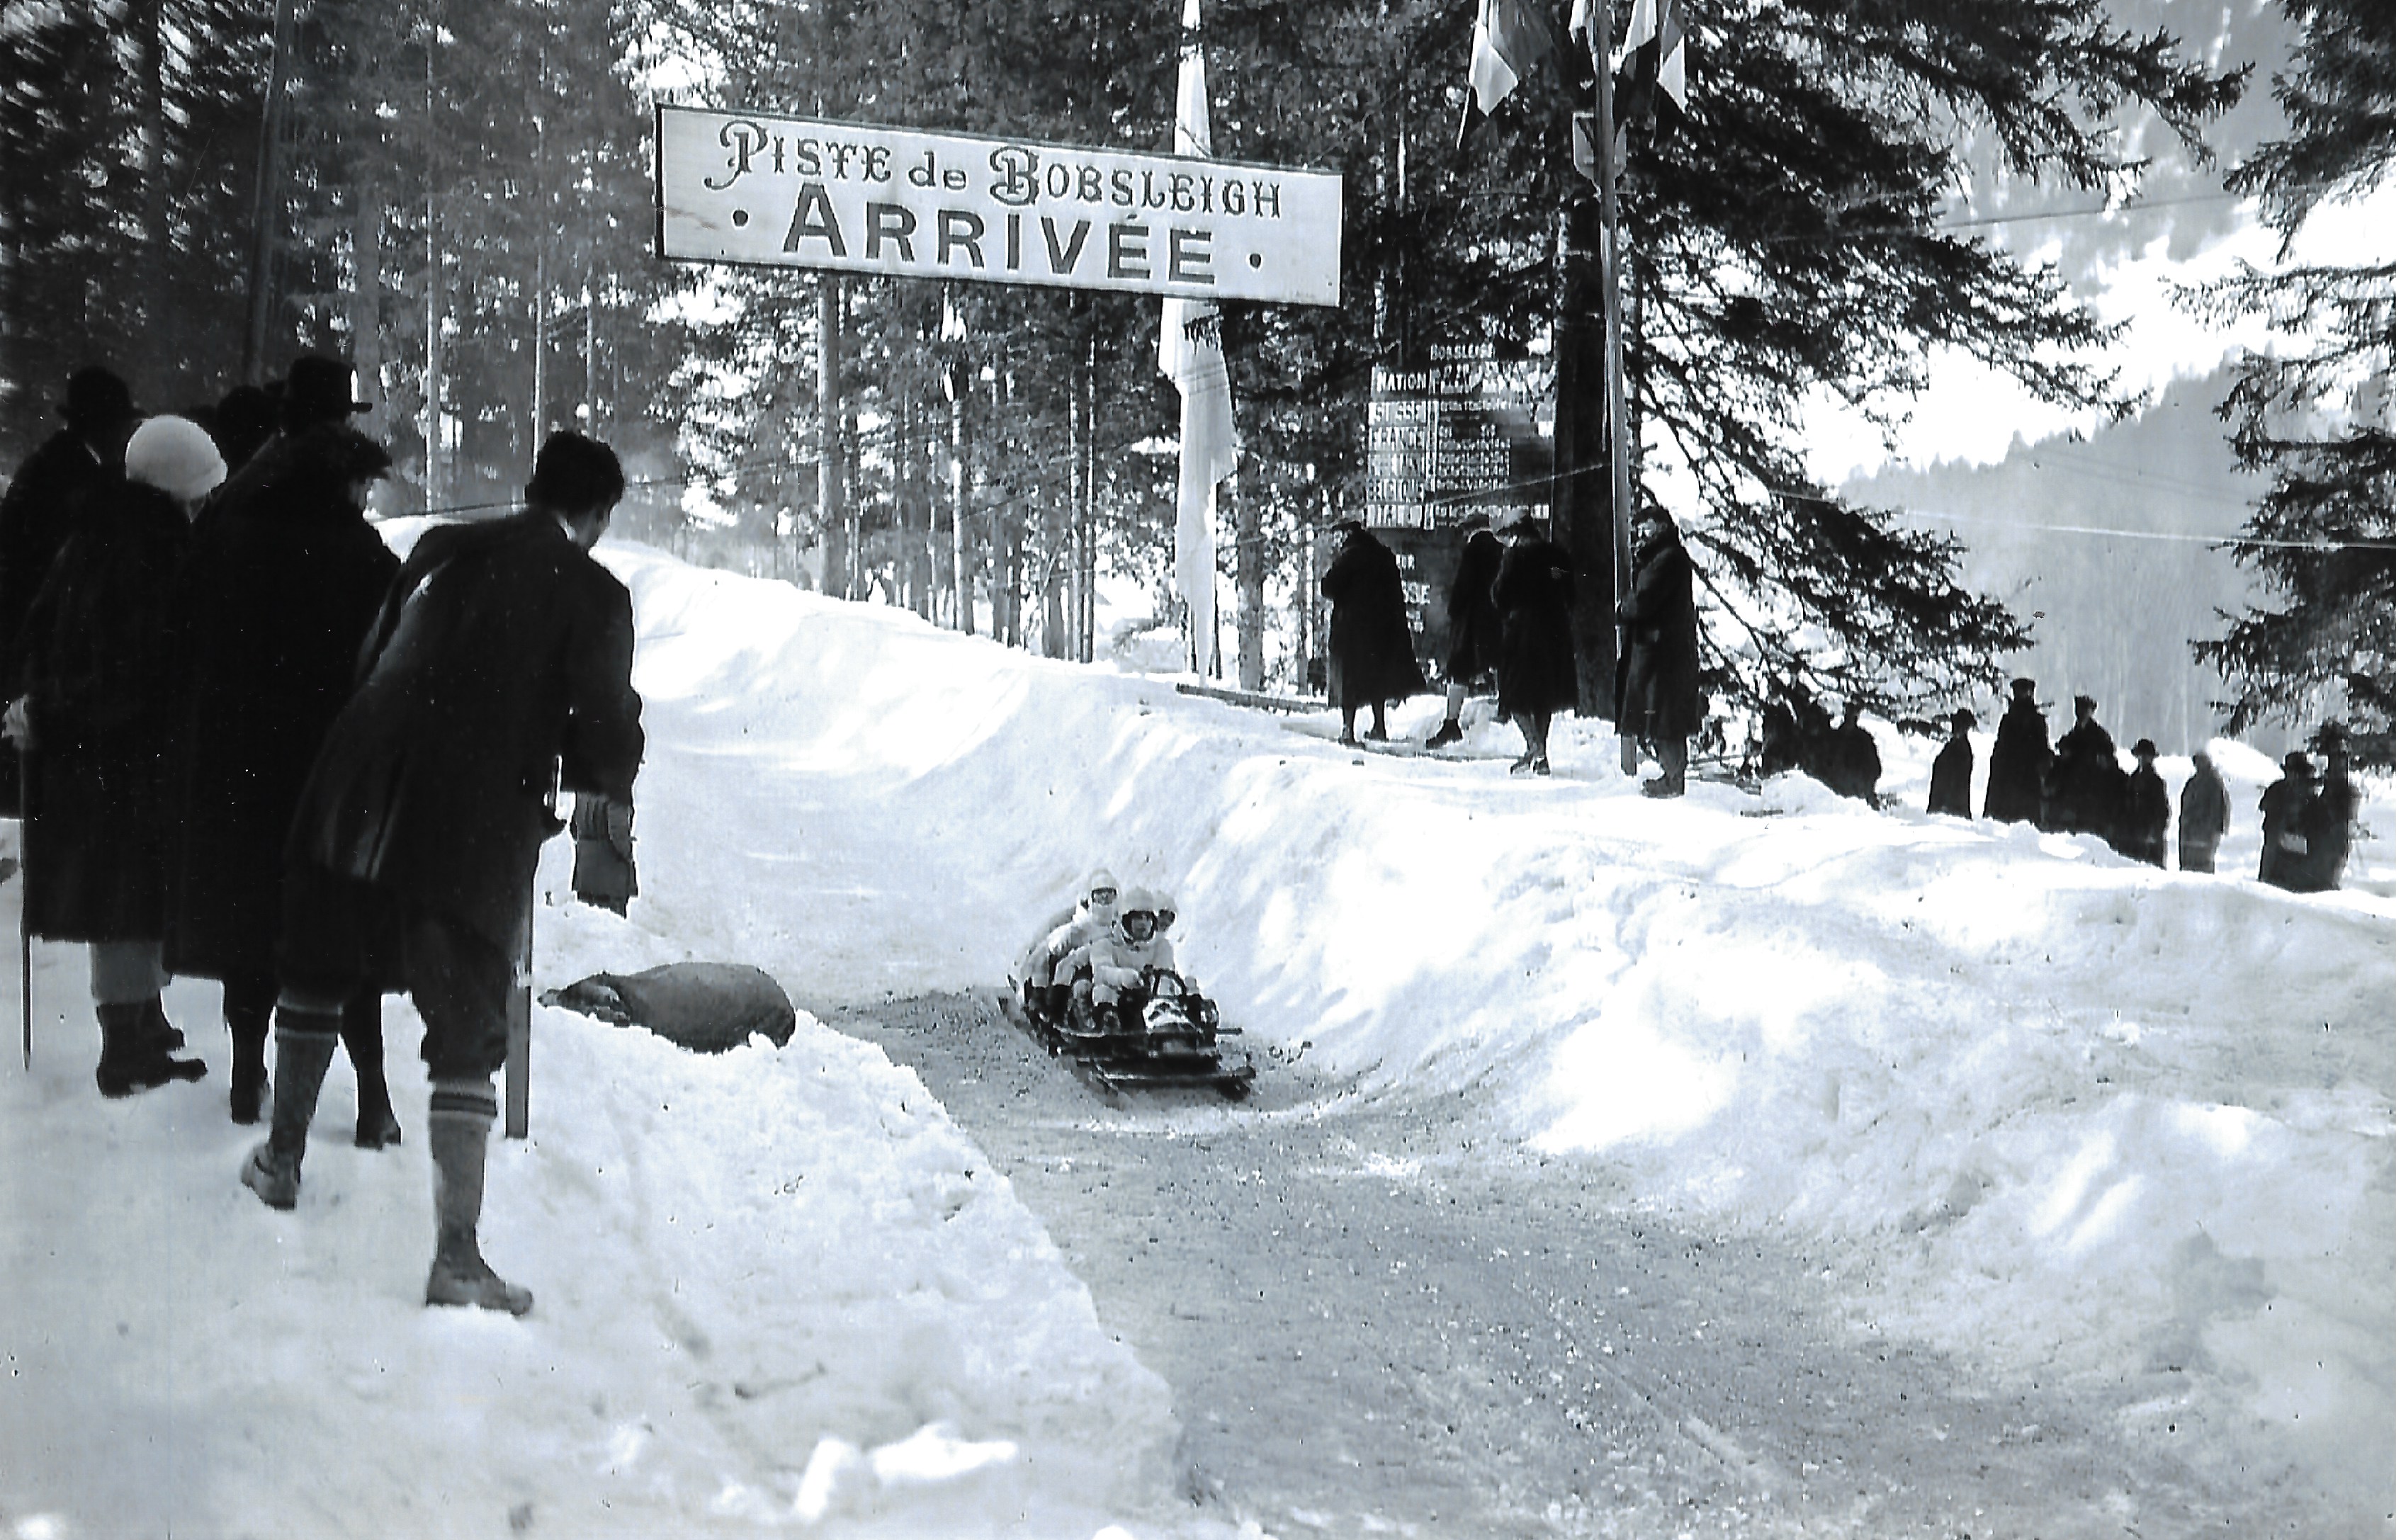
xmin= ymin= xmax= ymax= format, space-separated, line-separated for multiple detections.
xmin=1021 ymin=867 xmax=1121 ymax=998
xmin=1067 ymin=885 xmax=1177 ymax=1029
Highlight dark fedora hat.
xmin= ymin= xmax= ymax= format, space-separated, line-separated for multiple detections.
xmin=2132 ymin=737 xmax=2157 ymax=758
xmin=2282 ymin=750 xmax=2315 ymax=776
xmin=2009 ymin=677 xmax=2036 ymax=697
xmin=56 ymin=366 xmax=135 ymax=429
xmin=280 ymin=355 xmax=371 ymax=428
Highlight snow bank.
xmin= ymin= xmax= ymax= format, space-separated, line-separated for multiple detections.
xmin=1 ymin=864 xmax=1171 ymax=1538
xmin=597 ymin=545 xmax=2390 ymax=1520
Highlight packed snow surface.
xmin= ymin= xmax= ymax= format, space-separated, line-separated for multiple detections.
xmin=3 ymin=535 xmax=2388 ymax=1536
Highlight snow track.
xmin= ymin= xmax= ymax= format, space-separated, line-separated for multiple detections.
xmin=829 ymin=990 xmax=2332 ymax=1539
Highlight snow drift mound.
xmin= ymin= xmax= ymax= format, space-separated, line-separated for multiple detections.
xmin=600 ymin=543 xmax=2392 ymax=1523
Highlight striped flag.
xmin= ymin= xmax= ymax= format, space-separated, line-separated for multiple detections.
xmin=1159 ymin=0 xmax=1237 ymax=674
xmin=1618 ymin=0 xmax=1688 ymax=113
xmin=1468 ymin=0 xmax=1544 ymax=113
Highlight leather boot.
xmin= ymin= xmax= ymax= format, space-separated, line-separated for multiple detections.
xmin=239 ymin=1009 xmax=339 ymax=1210
xmin=226 ymin=998 xmax=271 ymax=1126
xmin=94 ymin=1000 xmax=206 ymax=1098
xmin=424 ymin=1080 xmax=533 ymax=1316
xmin=342 ymin=994 xmax=402 ymax=1150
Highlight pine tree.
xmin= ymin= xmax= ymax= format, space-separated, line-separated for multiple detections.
xmin=2188 ymin=0 xmax=2394 ymax=764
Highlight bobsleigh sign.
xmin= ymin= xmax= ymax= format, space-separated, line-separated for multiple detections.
xmin=655 ymin=103 xmax=1341 ymax=307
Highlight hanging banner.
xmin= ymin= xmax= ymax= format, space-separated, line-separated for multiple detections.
xmin=655 ymin=104 xmax=1342 ymax=307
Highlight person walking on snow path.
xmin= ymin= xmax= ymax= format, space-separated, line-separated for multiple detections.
xmin=2177 ymin=751 xmax=2230 ymax=873
xmin=1615 ymin=506 xmax=1700 ymax=797
xmin=1982 ymin=678 xmax=2049 ymax=825
xmin=1320 ymin=519 xmax=1424 ymax=747
xmin=1927 ymin=709 xmax=1975 ymax=817
xmin=1491 ymin=509 xmax=1577 ymax=776
xmin=242 ymin=431 xmax=643 ymax=1318
xmin=1425 ymin=513 xmax=1503 ymax=749
xmin=164 ymin=356 xmax=403 ymax=1134
xmin=4 ymin=416 xmax=221 ymax=1096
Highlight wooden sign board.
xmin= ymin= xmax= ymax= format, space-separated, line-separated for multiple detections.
xmin=656 ymin=104 xmax=1342 ymax=307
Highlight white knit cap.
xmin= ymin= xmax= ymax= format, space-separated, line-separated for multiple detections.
xmin=124 ymin=415 xmax=227 ymax=503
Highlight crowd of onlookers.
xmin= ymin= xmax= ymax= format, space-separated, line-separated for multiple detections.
xmin=1763 ymin=674 xmax=2361 ymax=892
xmin=1 ymin=358 xmax=645 ymax=1316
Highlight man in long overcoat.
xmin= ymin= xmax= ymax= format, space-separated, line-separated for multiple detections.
xmin=2045 ymin=694 xmax=2124 ymax=839
xmin=1615 ymin=507 xmax=1700 ymax=797
xmin=242 ymin=431 xmax=643 ymax=1318
xmin=166 ymin=357 xmax=402 ymax=1131
xmin=1320 ymin=519 xmax=1423 ymax=745
xmin=2292 ymin=740 xmax=2358 ymax=892
xmin=6 ymin=417 xmax=222 ymax=1095
xmin=0 ymin=367 xmax=140 ymax=810
xmin=1927 ymin=709 xmax=1976 ymax=817
xmin=1425 ymin=514 xmax=1503 ymax=749
xmin=2120 ymin=740 xmax=2170 ymax=866
xmin=1491 ymin=511 xmax=1577 ymax=775
xmin=2176 ymin=752 xmax=2230 ymax=873
xmin=1982 ymin=678 xmax=2049 ymax=824
xmin=2257 ymin=752 xmax=2317 ymax=890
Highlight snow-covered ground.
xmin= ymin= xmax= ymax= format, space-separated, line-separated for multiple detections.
xmin=4 ymin=536 xmax=2388 ymax=1536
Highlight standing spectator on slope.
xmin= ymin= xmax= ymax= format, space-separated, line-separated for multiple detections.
xmin=2121 ymin=739 xmax=2170 ymax=867
xmin=2177 ymin=751 xmax=2230 ymax=873
xmin=1983 ymin=678 xmax=2050 ymax=825
xmin=1491 ymin=510 xmax=1578 ymax=777
xmin=1425 ymin=513 xmax=1503 ymax=749
xmin=2045 ymin=694 xmax=2124 ymax=839
xmin=2256 ymin=752 xmax=2318 ymax=890
xmin=1615 ymin=506 xmax=1700 ymax=798
xmin=241 ymin=431 xmax=643 ymax=1318
xmin=0 ymin=367 xmax=140 ymax=812
xmin=3 ymin=417 xmax=221 ymax=1097
xmin=1927 ymin=709 xmax=1975 ymax=817
xmin=2295 ymin=735 xmax=2359 ymax=892
xmin=165 ymin=356 xmax=402 ymax=1133
xmin=1320 ymin=520 xmax=1424 ymax=747
xmin=1826 ymin=701 xmax=1882 ymax=808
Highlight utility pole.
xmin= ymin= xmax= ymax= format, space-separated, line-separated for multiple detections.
xmin=1588 ymin=2 xmax=1638 ymax=775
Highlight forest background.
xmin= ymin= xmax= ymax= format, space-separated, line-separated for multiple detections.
xmin=0 ymin=0 xmax=2384 ymax=758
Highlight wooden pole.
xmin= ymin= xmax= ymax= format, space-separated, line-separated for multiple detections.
xmin=1588 ymin=5 xmax=1639 ymax=776
xmin=240 ymin=0 xmax=300 ymax=386
xmin=504 ymin=881 xmax=531 ymax=1138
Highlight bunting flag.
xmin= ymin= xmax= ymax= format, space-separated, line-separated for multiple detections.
xmin=1617 ymin=0 xmax=1689 ymax=116
xmin=1159 ymin=0 xmax=1236 ymax=674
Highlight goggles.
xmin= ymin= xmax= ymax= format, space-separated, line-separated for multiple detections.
xmin=1087 ymin=887 xmax=1119 ymax=905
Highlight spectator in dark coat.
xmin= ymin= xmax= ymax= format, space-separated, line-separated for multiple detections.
xmin=1490 ymin=511 xmax=1577 ymax=776
xmin=208 ymin=384 xmax=277 ymax=471
xmin=242 ymin=432 xmax=644 ymax=1319
xmin=2045 ymin=694 xmax=2125 ymax=839
xmin=1425 ymin=514 xmax=1503 ymax=749
xmin=2177 ymin=751 xmax=2230 ymax=873
xmin=1826 ymin=701 xmax=1882 ymax=808
xmin=1982 ymin=678 xmax=2050 ymax=825
xmin=2256 ymin=752 xmax=2317 ymax=890
xmin=1320 ymin=520 xmax=1423 ymax=745
xmin=166 ymin=356 xmax=400 ymax=1132
xmin=2121 ymin=739 xmax=2170 ymax=867
xmin=2293 ymin=739 xmax=2359 ymax=893
xmin=0 ymin=367 xmax=140 ymax=811
xmin=1615 ymin=507 xmax=1700 ymax=797
xmin=4 ymin=417 xmax=221 ymax=1097
xmin=1928 ymin=709 xmax=1976 ymax=817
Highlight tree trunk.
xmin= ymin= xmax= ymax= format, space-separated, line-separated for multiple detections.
xmin=242 ymin=0 xmax=300 ymax=385
xmin=818 ymin=274 xmax=847 ymax=599
xmin=1233 ymin=475 xmax=1264 ymax=689
xmin=350 ymin=170 xmax=384 ymax=446
xmin=136 ymin=0 xmax=167 ymax=403
xmin=950 ymin=372 xmax=972 ymax=635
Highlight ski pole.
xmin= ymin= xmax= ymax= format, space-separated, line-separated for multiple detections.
xmin=18 ymin=744 xmax=30 ymax=1071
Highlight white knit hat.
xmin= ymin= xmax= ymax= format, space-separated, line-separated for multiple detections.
xmin=124 ymin=415 xmax=227 ymax=503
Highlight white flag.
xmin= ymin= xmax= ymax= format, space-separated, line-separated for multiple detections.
xmin=1159 ymin=0 xmax=1237 ymax=674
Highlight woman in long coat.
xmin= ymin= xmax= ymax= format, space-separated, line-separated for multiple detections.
xmin=165 ymin=419 xmax=400 ymax=1131
xmin=1319 ymin=520 xmax=1424 ymax=744
xmin=6 ymin=417 xmax=220 ymax=1097
xmin=1982 ymin=679 xmax=2050 ymax=824
xmin=1491 ymin=514 xmax=1578 ymax=775
xmin=1425 ymin=516 xmax=1503 ymax=749
xmin=1616 ymin=509 xmax=1700 ymax=796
